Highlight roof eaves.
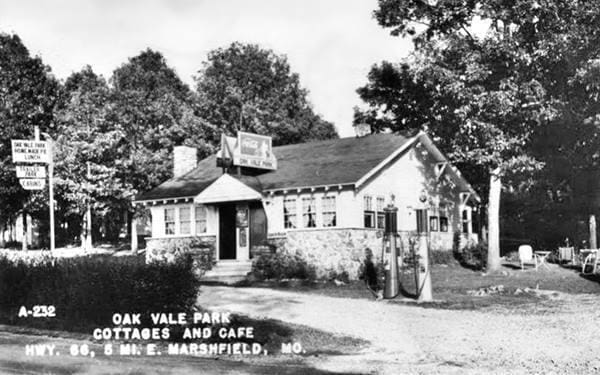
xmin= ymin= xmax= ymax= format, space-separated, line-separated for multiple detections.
xmin=135 ymin=195 xmax=197 ymax=205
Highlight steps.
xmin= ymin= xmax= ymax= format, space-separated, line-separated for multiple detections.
xmin=202 ymin=260 xmax=253 ymax=284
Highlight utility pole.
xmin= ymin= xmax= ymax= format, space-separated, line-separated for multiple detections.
xmin=41 ymin=130 xmax=55 ymax=252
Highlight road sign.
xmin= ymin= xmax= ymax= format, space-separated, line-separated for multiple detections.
xmin=16 ymin=165 xmax=46 ymax=178
xmin=11 ymin=140 xmax=50 ymax=164
xmin=19 ymin=178 xmax=45 ymax=190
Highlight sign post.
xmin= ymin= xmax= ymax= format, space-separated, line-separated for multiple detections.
xmin=11 ymin=127 xmax=55 ymax=252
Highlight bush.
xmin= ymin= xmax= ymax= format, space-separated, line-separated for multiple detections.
xmin=251 ymin=252 xmax=316 ymax=281
xmin=454 ymin=241 xmax=488 ymax=270
xmin=430 ymin=249 xmax=457 ymax=265
xmin=147 ymin=237 xmax=216 ymax=274
xmin=359 ymin=248 xmax=383 ymax=291
xmin=0 ymin=253 xmax=201 ymax=332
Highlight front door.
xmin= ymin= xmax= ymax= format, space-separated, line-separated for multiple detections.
xmin=219 ymin=203 xmax=236 ymax=259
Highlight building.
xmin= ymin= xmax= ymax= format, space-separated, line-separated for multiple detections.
xmin=135 ymin=131 xmax=480 ymax=280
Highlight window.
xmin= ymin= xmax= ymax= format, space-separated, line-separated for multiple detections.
xmin=195 ymin=205 xmax=207 ymax=234
xmin=440 ymin=217 xmax=449 ymax=232
xmin=429 ymin=216 xmax=439 ymax=232
xmin=364 ymin=195 xmax=375 ymax=228
xmin=179 ymin=207 xmax=191 ymax=235
xmin=462 ymin=210 xmax=469 ymax=233
xmin=164 ymin=208 xmax=175 ymax=235
xmin=302 ymin=197 xmax=316 ymax=228
xmin=322 ymin=196 xmax=336 ymax=227
xmin=376 ymin=197 xmax=385 ymax=229
xmin=284 ymin=199 xmax=297 ymax=229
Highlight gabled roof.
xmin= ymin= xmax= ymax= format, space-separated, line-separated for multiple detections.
xmin=136 ymin=133 xmax=413 ymax=201
xmin=135 ymin=132 xmax=479 ymax=202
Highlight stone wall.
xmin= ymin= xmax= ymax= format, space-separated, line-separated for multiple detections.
xmin=145 ymin=236 xmax=216 ymax=274
xmin=268 ymin=229 xmax=382 ymax=280
xmin=265 ymin=228 xmax=478 ymax=280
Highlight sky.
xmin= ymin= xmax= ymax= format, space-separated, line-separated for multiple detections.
xmin=0 ymin=0 xmax=413 ymax=137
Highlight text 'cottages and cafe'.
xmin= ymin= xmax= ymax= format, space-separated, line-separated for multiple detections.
xmin=135 ymin=128 xmax=480 ymax=280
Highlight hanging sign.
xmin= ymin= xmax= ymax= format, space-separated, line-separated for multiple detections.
xmin=233 ymin=132 xmax=277 ymax=170
xmin=11 ymin=140 xmax=50 ymax=164
xmin=16 ymin=165 xmax=46 ymax=178
xmin=19 ymin=178 xmax=46 ymax=190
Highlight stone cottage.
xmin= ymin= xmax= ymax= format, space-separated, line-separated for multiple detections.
xmin=135 ymin=130 xmax=480 ymax=280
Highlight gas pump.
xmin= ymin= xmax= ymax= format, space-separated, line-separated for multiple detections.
xmin=382 ymin=204 xmax=400 ymax=299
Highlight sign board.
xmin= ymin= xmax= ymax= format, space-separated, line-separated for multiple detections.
xmin=11 ymin=140 xmax=50 ymax=164
xmin=19 ymin=178 xmax=45 ymax=190
xmin=233 ymin=132 xmax=277 ymax=170
xmin=16 ymin=165 xmax=46 ymax=179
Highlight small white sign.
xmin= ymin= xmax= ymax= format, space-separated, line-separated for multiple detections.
xmin=16 ymin=165 xmax=46 ymax=178
xmin=19 ymin=178 xmax=45 ymax=190
xmin=11 ymin=140 xmax=50 ymax=164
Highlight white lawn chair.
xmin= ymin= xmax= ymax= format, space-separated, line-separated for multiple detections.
xmin=580 ymin=249 xmax=599 ymax=275
xmin=558 ymin=247 xmax=575 ymax=264
xmin=518 ymin=245 xmax=537 ymax=271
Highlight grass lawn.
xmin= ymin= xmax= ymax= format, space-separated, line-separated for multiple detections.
xmin=237 ymin=259 xmax=600 ymax=311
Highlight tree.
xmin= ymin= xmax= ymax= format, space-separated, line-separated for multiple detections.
xmin=55 ymin=66 xmax=128 ymax=245
xmin=0 ymin=33 xmax=60 ymax=246
xmin=195 ymin=42 xmax=338 ymax=145
xmin=109 ymin=49 xmax=215 ymax=239
xmin=357 ymin=1 xmax=600 ymax=270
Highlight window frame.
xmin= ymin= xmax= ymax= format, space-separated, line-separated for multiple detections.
xmin=302 ymin=197 xmax=317 ymax=228
xmin=364 ymin=195 xmax=375 ymax=228
xmin=164 ymin=207 xmax=176 ymax=235
xmin=283 ymin=198 xmax=297 ymax=229
xmin=179 ymin=206 xmax=191 ymax=235
xmin=322 ymin=195 xmax=337 ymax=227
xmin=440 ymin=216 xmax=449 ymax=232
xmin=429 ymin=216 xmax=439 ymax=232
xmin=195 ymin=205 xmax=207 ymax=234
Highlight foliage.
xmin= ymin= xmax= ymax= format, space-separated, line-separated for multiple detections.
xmin=0 ymin=33 xmax=60 ymax=231
xmin=146 ymin=237 xmax=216 ymax=273
xmin=454 ymin=241 xmax=488 ymax=271
xmin=359 ymin=1 xmax=600 ymax=270
xmin=0 ymin=253 xmax=200 ymax=332
xmin=251 ymin=252 xmax=316 ymax=281
xmin=358 ymin=248 xmax=384 ymax=291
xmin=430 ymin=250 xmax=457 ymax=265
xmin=195 ymin=42 xmax=338 ymax=146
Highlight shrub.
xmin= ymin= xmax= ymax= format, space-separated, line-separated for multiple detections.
xmin=359 ymin=248 xmax=383 ymax=291
xmin=251 ymin=252 xmax=316 ymax=281
xmin=454 ymin=241 xmax=488 ymax=270
xmin=430 ymin=249 xmax=456 ymax=265
xmin=0 ymin=253 xmax=201 ymax=332
xmin=147 ymin=237 xmax=216 ymax=274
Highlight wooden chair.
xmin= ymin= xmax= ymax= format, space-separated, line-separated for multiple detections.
xmin=518 ymin=245 xmax=538 ymax=271
xmin=558 ymin=247 xmax=575 ymax=264
xmin=580 ymin=249 xmax=599 ymax=275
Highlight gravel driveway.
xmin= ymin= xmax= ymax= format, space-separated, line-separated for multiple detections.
xmin=198 ymin=286 xmax=600 ymax=374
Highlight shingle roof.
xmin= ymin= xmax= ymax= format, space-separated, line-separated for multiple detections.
xmin=136 ymin=133 xmax=412 ymax=201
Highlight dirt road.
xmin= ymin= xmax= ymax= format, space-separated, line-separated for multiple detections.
xmin=197 ymin=286 xmax=600 ymax=374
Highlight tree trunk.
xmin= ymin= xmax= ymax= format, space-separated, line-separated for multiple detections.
xmin=22 ymin=211 xmax=27 ymax=251
xmin=589 ymin=215 xmax=597 ymax=249
xmin=131 ymin=214 xmax=138 ymax=254
xmin=487 ymin=168 xmax=502 ymax=272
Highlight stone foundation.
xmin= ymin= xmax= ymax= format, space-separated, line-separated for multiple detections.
xmin=267 ymin=229 xmax=382 ymax=280
xmin=265 ymin=228 xmax=477 ymax=280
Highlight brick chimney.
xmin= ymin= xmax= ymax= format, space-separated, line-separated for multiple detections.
xmin=353 ymin=123 xmax=372 ymax=137
xmin=173 ymin=146 xmax=197 ymax=178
